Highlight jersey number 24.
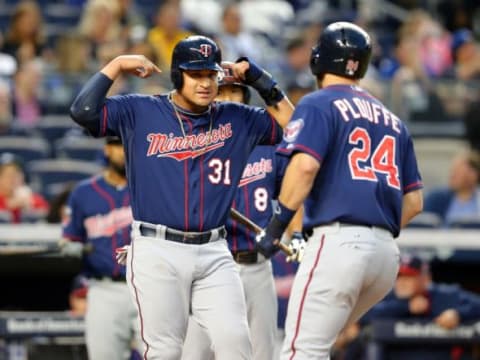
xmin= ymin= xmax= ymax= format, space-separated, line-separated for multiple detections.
xmin=348 ymin=127 xmax=400 ymax=189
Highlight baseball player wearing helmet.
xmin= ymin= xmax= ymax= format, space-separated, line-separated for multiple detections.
xmin=61 ymin=136 xmax=140 ymax=360
xmin=255 ymin=22 xmax=424 ymax=359
xmin=182 ymin=64 xmax=303 ymax=360
xmin=70 ymin=35 xmax=294 ymax=360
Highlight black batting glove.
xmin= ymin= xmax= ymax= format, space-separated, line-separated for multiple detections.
xmin=236 ymin=57 xmax=285 ymax=106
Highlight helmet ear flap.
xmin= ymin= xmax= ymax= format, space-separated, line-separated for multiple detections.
xmin=171 ymin=69 xmax=183 ymax=90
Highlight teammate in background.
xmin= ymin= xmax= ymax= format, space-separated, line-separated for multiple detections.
xmin=60 ymin=136 xmax=140 ymax=360
xmin=69 ymin=35 xmax=294 ymax=359
xmin=182 ymin=63 xmax=303 ymax=360
xmin=255 ymin=22 xmax=424 ymax=359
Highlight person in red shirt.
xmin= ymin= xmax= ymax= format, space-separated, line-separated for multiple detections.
xmin=0 ymin=153 xmax=48 ymax=223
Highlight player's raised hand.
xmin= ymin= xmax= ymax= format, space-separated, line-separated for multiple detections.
xmin=102 ymin=55 xmax=161 ymax=80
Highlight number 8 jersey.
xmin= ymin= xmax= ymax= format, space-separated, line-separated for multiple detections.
xmin=277 ymin=84 xmax=423 ymax=237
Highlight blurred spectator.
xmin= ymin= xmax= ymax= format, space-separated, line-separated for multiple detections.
xmin=69 ymin=274 xmax=88 ymax=317
xmin=424 ymin=150 xmax=480 ymax=227
xmin=78 ymin=0 xmax=122 ymax=61
xmin=0 ymin=153 xmax=49 ymax=223
xmin=215 ymin=3 xmax=262 ymax=64
xmin=390 ymin=33 xmax=448 ymax=122
xmin=1 ymin=1 xmax=46 ymax=64
xmin=285 ymin=78 xmax=315 ymax=106
xmin=357 ymin=254 xmax=480 ymax=359
xmin=274 ymin=35 xmax=312 ymax=91
xmin=12 ymin=60 xmax=44 ymax=127
xmin=0 ymin=81 xmax=13 ymax=134
xmin=117 ymin=0 xmax=147 ymax=38
xmin=147 ymin=1 xmax=193 ymax=69
xmin=42 ymin=34 xmax=93 ymax=114
xmin=449 ymin=29 xmax=480 ymax=81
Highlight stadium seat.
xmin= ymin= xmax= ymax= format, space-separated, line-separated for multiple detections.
xmin=34 ymin=115 xmax=81 ymax=145
xmin=450 ymin=217 xmax=480 ymax=229
xmin=20 ymin=208 xmax=49 ymax=224
xmin=407 ymin=212 xmax=442 ymax=228
xmin=55 ymin=136 xmax=104 ymax=161
xmin=27 ymin=159 xmax=103 ymax=199
xmin=0 ymin=136 xmax=50 ymax=163
xmin=0 ymin=210 xmax=12 ymax=224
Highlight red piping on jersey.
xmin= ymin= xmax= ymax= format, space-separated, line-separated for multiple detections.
xmin=269 ymin=114 xmax=277 ymax=144
xmin=199 ymin=152 xmax=204 ymax=232
xmin=243 ymin=185 xmax=254 ymax=251
xmin=277 ymin=145 xmax=323 ymax=162
xmin=232 ymin=201 xmax=238 ymax=252
xmin=289 ymin=234 xmax=325 ymax=360
xmin=182 ymin=115 xmax=195 ymax=231
xmin=101 ymin=105 xmax=108 ymax=136
xmin=129 ymin=236 xmax=150 ymax=359
xmin=63 ymin=234 xmax=83 ymax=242
xmin=403 ymin=181 xmax=423 ymax=193
xmin=91 ymin=178 xmax=119 ymax=276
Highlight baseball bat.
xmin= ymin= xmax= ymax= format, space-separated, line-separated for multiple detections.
xmin=229 ymin=208 xmax=293 ymax=256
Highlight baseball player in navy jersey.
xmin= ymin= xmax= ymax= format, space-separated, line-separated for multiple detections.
xmin=255 ymin=22 xmax=424 ymax=359
xmin=69 ymin=35 xmax=294 ymax=360
xmin=181 ymin=65 xmax=303 ymax=360
xmin=61 ymin=136 xmax=140 ymax=360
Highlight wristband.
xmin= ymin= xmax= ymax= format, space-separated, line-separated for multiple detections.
xmin=266 ymin=201 xmax=296 ymax=240
xmin=236 ymin=57 xmax=285 ymax=106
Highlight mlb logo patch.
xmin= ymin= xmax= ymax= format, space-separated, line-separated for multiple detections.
xmin=283 ymin=118 xmax=304 ymax=143
xmin=345 ymin=59 xmax=359 ymax=76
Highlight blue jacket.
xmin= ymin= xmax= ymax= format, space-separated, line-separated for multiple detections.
xmin=362 ymin=283 xmax=480 ymax=324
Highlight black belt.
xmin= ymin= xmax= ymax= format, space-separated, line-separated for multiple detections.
xmin=91 ymin=275 xmax=126 ymax=282
xmin=231 ymin=250 xmax=258 ymax=264
xmin=139 ymin=224 xmax=226 ymax=245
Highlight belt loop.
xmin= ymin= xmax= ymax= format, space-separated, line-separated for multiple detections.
xmin=156 ymin=224 xmax=166 ymax=239
xmin=210 ymin=228 xmax=218 ymax=241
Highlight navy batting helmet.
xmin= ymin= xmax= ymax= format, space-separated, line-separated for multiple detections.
xmin=310 ymin=22 xmax=372 ymax=79
xmin=218 ymin=62 xmax=251 ymax=104
xmin=171 ymin=35 xmax=222 ymax=89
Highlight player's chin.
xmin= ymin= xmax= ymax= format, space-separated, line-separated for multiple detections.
xmin=194 ymin=93 xmax=215 ymax=106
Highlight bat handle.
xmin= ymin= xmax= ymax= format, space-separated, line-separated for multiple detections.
xmin=275 ymin=240 xmax=293 ymax=256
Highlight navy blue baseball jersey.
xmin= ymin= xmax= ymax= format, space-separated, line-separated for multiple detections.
xmin=228 ymin=145 xmax=287 ymax=252
xmin=277 ymin=84 xmax=422 ymax=237
xmin=63 ymin=176 xmax=132 ymax=278
xmin=99 ymin=94 xmax=281 ymax=231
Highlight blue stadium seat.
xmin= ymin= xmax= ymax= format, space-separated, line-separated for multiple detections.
xmin=55 ymin=136 xmax=104 ymax=161
xmin=450 ymin=218 xmax=480 ymax=229
xmin=0 ymin=210 xmax=12 ymax=224
xmin=20 ymin=208 xmax=48 ymax=224
xmin=27 ymin=159 xmax=103 ymax=199
xmin=34 ymin=115 xmax=81 ymax=146
xmin=44 ymin=4 xmax=81 ymax=27
xmin=407 ymin=212 xmax=442 ymax=228
xmin=0 ymin=136 xmax=50 ymax=163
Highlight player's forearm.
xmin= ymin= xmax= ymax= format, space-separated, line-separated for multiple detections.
xmin=70 ymin=72 xmax=113 ymax=136
xmin=278 ymin=153 xmax=320 ymax=211
xmin=266 ymin=97 xmax=295 ymax=129
xmin=400 ymin=189 xmax=423 ymax=228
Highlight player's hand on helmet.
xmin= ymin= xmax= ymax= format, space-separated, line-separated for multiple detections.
xmin=286 ymin=232 xmax=307 ymax=263
xmin=255 ymin=229 xmax=281 ymax=259
xmin=59 ymin=239 xmax=84 ymax=258
xmin=115 ymin=245 xmax=130 ymax=266
xmin=116 ymin=55 xmax=161 ymax=78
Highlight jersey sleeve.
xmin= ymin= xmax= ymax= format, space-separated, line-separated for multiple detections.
xmin=242 ymin=105 xmax=283 ymax=145
xmin=62 ymin=188 xmax=86 ymax=243
xmin=401 ymin=132 xmax=423 ymax=194
xmin=276 ymin=102 xmax=331 ymax=163
xmin=99 ymin=94 xmax=137 ymax=137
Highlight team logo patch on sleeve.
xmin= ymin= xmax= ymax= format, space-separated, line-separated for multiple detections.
xmin=283 ymin=118 xmax=304 ymax=143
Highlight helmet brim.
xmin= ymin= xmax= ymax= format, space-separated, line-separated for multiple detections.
xmin=179 ymin=61 xmax=223 ymax=72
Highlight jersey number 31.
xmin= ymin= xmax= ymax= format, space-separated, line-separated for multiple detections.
xmin=348 ymin=127 xmax=400 ymax=189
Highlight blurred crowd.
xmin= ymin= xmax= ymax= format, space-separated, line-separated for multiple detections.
xmin=0 ymin=0 xmax=479 ymax=224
